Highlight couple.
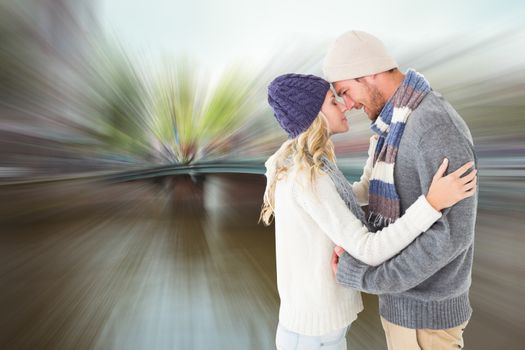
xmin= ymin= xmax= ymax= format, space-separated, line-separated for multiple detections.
xmin=260 ymin=31 xmax=478 ymax=350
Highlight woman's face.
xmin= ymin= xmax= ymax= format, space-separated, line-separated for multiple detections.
xmin=321 ymin=90 xmax=349 ymax=135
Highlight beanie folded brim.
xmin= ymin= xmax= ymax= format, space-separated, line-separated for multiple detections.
xmin=324 ymin=57 xmax=398 ymax=83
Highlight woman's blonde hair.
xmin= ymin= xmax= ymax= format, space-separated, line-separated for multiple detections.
xmin=259 ymin=112 xmax=335 ymax=226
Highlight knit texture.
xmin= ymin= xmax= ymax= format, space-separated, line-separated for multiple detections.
xmin=323 ymin=30 xmax=398 ymax=82
xmin=264 ymin=140 xmax=442 ymax=335
xmin=319 ymin=155 xmax=369 ymax=230
xmin=368 ymin=69 xmax=431 ymax=230
xmin=268 ymin=74 xmax=330 ymax=138
xmin=336 ymin=89 xmax=478 ymax=330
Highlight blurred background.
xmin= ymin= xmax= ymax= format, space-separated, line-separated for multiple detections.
xmin=0 ymin=0 xmax=524 ymax=349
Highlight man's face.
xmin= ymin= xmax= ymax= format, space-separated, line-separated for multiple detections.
xmin=333 ymin=77 xmax=386 ymax=121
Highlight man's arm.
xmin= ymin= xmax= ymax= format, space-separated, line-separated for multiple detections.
xmin=336 ymin=123 xmax=478 ymax=294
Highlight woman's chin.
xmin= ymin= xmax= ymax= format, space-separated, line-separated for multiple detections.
xmin=331 ymin=126 xmax=349 ymax=135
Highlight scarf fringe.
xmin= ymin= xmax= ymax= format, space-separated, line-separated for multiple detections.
xmin=368 ymin=211 xmax=395 ymax=230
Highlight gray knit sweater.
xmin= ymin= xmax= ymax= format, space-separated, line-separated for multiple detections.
xmin=336 ymin=90 xmax=478 ymax=329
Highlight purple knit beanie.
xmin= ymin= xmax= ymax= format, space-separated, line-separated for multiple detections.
xmin=268 ymin=73 xmax=330 ymax=138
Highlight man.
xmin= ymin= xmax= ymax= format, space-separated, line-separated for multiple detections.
xmin=322 ymin=31 xmax=478 ymax=350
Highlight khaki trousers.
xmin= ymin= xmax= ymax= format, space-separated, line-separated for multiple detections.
xmin=381 ymin=317 xmax=469 ymax=350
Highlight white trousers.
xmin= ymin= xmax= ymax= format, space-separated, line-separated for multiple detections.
xmin=275 ymin=322 xmax=349 ymax=350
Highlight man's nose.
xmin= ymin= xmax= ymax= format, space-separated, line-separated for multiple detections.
xmin=343 ymin=95 xmax=356 ymax=110
xmin=336 ymin=100 xmax=348 ymax=113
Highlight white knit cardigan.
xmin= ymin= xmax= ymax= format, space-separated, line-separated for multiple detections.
xmin=265 ymin=137 xmax=441 ymax=336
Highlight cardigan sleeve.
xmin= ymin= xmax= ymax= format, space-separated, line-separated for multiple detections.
xmin=293 ymin=172 xmax=441 ymax=266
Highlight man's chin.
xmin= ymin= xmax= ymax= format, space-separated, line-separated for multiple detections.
xmin=363 ymin=107 xmax=377 ymax=121
xmin=367 ymin=114 xmax=379 ymax=121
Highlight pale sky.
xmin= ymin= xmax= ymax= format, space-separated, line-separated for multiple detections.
xmin=98 ymin=0 xmax=524 ymax=74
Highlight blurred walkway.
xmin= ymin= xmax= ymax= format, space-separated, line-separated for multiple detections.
xmin=0 ymin=175 xmax=523 ymax=349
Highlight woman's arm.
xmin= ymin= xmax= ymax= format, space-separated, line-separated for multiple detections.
xmin=351 ymin=135 xmax=378 ymax=206
xmin=294 ymin=172 xmax=441 ymax=266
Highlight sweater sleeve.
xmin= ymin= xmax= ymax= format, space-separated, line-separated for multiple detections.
xmin=294 ymin=172 xmax=442 ymax=266
xmin=335 ymin=123 xmax=478 ymax=293
xmin=351 ymin=135 xmax=378 ymax=206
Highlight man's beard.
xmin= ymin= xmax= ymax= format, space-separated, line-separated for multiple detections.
xmin=365 ymin=84 xmax=386 ymax=121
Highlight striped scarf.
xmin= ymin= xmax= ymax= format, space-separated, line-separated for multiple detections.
xmin=368 ymin=69 xmax=431 ymax=230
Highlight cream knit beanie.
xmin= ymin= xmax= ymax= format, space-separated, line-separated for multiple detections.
xmin=323 ymin=31 xmax=398 ymax=83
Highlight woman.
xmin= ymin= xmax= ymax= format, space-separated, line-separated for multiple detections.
xmin=260 ymin=74 xmax=477 ymax=350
